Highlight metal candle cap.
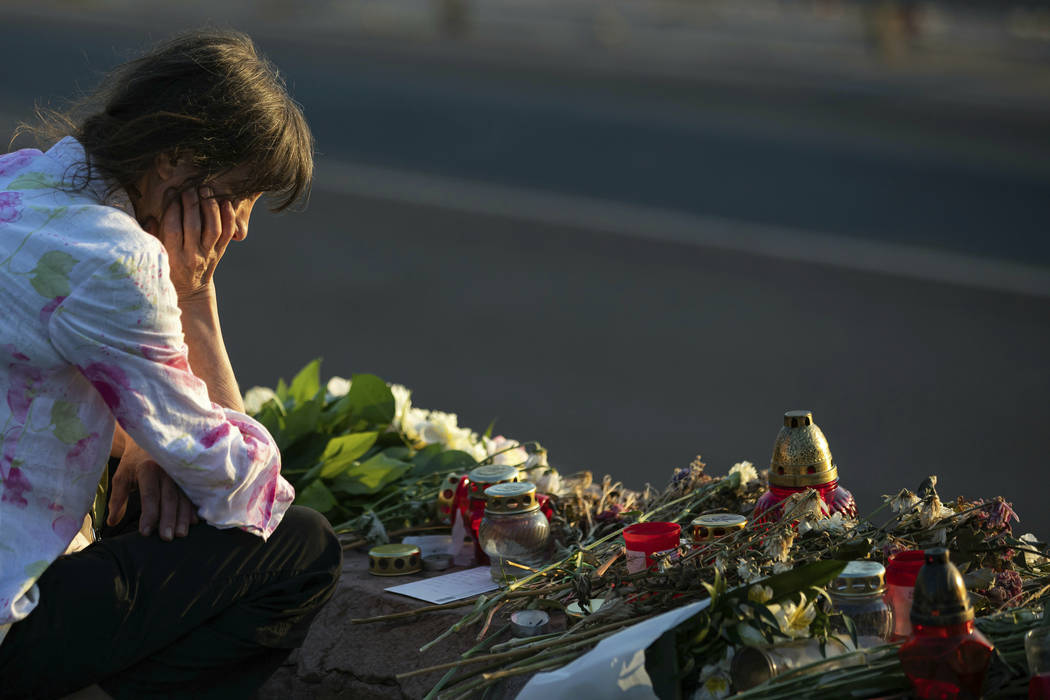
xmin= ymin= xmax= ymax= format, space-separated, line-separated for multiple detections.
xmin=829 ymin=561 xmax=886 ymax=597
xmin=691 ymin=514 xmax=747 ymax=542
xmin=368 ymin=543 xmax=422 ymax=576
xmin=510 ymin=609 xmax=550 ymax=637
xmin=769 ymin=410 xmax=839 ymax=487
xmin=483 ymin=481 xmax=539 ymax=514
xmin=910 ymin=547 xmax=974 ymax=626
xmin=467 ymin=464 xmax=519 ymax=497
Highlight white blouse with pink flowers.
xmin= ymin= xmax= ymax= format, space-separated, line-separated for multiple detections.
xmin=0 ymin=137 xmax=294 ymax=644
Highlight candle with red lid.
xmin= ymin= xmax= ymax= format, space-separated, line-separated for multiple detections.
xmin=898 ymin=548 xmax=994 ymax=700
xmin=752 ymin=410 xmax=856 ymax=524
xmin=623 ymin=522 xmax=681 ymax=573
xmin=886 ymin=549 xmax=927 ymax=640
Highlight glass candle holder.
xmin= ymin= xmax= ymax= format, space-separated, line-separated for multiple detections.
xmin=1025 ymin=627 xmax=1050 ymax=699
xmin=752 ymin=410 xmax=856 ymax=524
xmin=828 ymin=561 xmax=893 ymax=642
xmin=898 ymin=548 xmax=994 ymax=699
xmin=478 ymin=482 xmax=550 ymax=583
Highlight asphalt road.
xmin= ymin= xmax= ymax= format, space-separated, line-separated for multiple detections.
xmin=2 ymin=11 xmax=1049 ymax=534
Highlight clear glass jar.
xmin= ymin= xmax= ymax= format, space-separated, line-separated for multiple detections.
xmin=828 ymin=561 xmax=893 ymax=641
xmin=478 ymin=482 xmax=550 ymax=583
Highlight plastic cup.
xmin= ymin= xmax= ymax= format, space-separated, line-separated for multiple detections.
xmin=885 ymin=549 xmax=926 ymax=639
xmin=623 ymin=522 xmax=681 ymax=573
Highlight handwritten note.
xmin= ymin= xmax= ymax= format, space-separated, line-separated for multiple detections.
xmin=385 ymin=567 xmax=499 ymax=604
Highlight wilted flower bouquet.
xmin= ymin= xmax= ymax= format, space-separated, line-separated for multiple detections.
xmin=243 ymin=359 xmax=549 ymax=542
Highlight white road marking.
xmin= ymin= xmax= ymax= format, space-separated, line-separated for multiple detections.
xmin=316 ymin=159 xmax=1050 ymax=299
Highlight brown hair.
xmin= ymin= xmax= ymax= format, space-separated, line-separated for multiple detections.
xmin=19 ymin=29 xmax=312 ymax=212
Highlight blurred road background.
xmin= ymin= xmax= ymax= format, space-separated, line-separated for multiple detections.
xmin=3 ymin=1 xmax=1049 ymax=532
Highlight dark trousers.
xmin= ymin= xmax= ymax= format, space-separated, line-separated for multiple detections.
xmin=0 ymin=461 xmax=342 ymax=699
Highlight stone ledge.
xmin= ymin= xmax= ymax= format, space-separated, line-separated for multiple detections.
xmin=259 ymin=550 xmax=529 ymax=699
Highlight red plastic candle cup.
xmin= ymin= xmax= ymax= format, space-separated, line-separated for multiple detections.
xmin=623 ymin=522 xmax=681 ymax=573
xmin=886 ymin=550 xmax=926 ymax=639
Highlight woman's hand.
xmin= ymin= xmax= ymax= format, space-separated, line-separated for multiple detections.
xmin=146 ymin=186 xmax=238 ymax=302
xmin=107 ymin=439 xmax=199 ymax=541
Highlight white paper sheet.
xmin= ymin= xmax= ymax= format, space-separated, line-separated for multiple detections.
xmin=385 ymin=566 xmax=499 ymax=604
xmin=516 ymin=599 xmax=710 ymax=699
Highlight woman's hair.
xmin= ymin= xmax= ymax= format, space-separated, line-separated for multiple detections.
xmin=20 ymin=29 xmax=312 ymax=212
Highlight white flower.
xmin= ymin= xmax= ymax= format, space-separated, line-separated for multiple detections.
xmin=325 ymin=375 xmax=352 ymax=400
xmin=524 ymin=446 xmax=549 ymax=470
xmin=764 ymin=529 xmax=796 ymax=563
xmin=729 ymin=461 xmax=758 ymax=489
xmin=531 ymin=469 xmax=563 ymax=495
xmin=484 ymin=435 xmax=529 ymax=467
xmin=693 ymin=647 xmax=734 ymax=700
xmin=389 ymin=383 xmax=412 ymax=431
xmin=243 ymin=386 xmax=278 ymax=415
xmin=888 ymin=488 xmax=921 ymax=515
xmin=748 ymin=584 xmax=773 ymax=604
xmin=401 ymin=406 xmax=432 ymax=448
xmin=771 ymin=594 xmax=817 ymax=639
xmin=919 ymin=494 xmax=954 ymax=529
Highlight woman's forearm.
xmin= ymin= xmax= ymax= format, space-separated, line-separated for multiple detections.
xmin=178 ymin=284 xmax=244 ymax=413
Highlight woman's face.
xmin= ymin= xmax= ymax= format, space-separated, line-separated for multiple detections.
xmin=132 ymin=157 xmax=261 ymax=242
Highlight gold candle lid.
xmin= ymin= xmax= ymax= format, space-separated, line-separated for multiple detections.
xmin=829 ymin=560 xmax=886 ymax=597
xmin=769 ymin=410 xmax=839 ymax=487
xmin=467 ymin=464 xmax=519 ymax=497
xmin=691 ymin=514 xmax=747 ymax=541
xmin=484 ymin=481 xmax=539 ymax=514
xmin=435 ymin=472 xmax=462 ymax=524
xmin=368 ymin=543 xmax=422 ymax=576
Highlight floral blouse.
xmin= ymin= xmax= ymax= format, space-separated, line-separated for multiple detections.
xmin=0 ymin=137 xmax=294 ymax=642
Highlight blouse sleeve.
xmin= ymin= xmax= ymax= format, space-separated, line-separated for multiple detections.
xmin=47 ymin=244 xmax=294 ymax=539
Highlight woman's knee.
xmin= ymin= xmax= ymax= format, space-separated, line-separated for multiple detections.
xmin=273 ymin=505 xmax=342 ymax=588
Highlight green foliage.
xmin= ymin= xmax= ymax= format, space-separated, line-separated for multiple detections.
xmin=253 ymin=358 xmax=490 ymax=529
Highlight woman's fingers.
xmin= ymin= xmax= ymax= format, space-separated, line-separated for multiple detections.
xmin=199 ymin=186 xmax=222 ymax=252
xmin=157 ymin=469 xmax=179 ymax=541
xmin=175 ymin=490 xmax=195 ymax=538
xmin=159 ymin=192 xmax=183 ymax=252
xmin=137 ymin=464 xmax=161 ymax=537
xmin=214 ymin=199 xmax=237 ymax=261
xmin=180 ymin=188 xmax=202 ymax=252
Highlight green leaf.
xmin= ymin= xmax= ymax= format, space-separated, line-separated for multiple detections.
xmin=344 ymin=374 xmax=395 ymax=426
xmin=276 ymin=377 xmax=290 ymax=404
xmin=280 ymin=433 xmax=330 ymax=476
xmin=318 ymin=431 xmax=380 ymax=479
xmin=330 ymin=452 xmax=412 ymax=496
xmin=294 ymin=479 xmax=338 ymax=513
xmin=753 ymin=560 xmax=848 ymax=605
xmin=281 ymin=394 xmax=323 ymax=448
xmin=483 ymin=419 xmax=497 ymax=440
xmin=50 ymin=400 xmax=88 ymax=444
xmin=30 ymin=250 xmax=78 ymax=298
xmin=410 ymin=447 xmax=478 ymax=477
xmin=8 ymin=172 xmax=58 ymax=190
xmin=289 ymin=358 xmax=321 ymax=406
xmin=252 ymin=398 xmax=285 ymax=436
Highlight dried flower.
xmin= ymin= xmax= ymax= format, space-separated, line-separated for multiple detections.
xmin=919 ymin=494 xmax=953 ymax=529
xmin=780 ymin=490 xmax=828 ymax=524
xmin=729 ymin=461 xmax=759 ymax=490
xmin=737 ymin=558 xmax=762 ymax=583
xmin=764 ymin=529 xmax=797 ymax=563
xmin=987 ymin=497 xmax=1019 ymax=532
xmin=888 ymin=488 xmax=921 ymax=515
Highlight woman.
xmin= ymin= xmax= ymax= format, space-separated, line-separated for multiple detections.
xmin=0 ymin=30 xmax=341 ymax=698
